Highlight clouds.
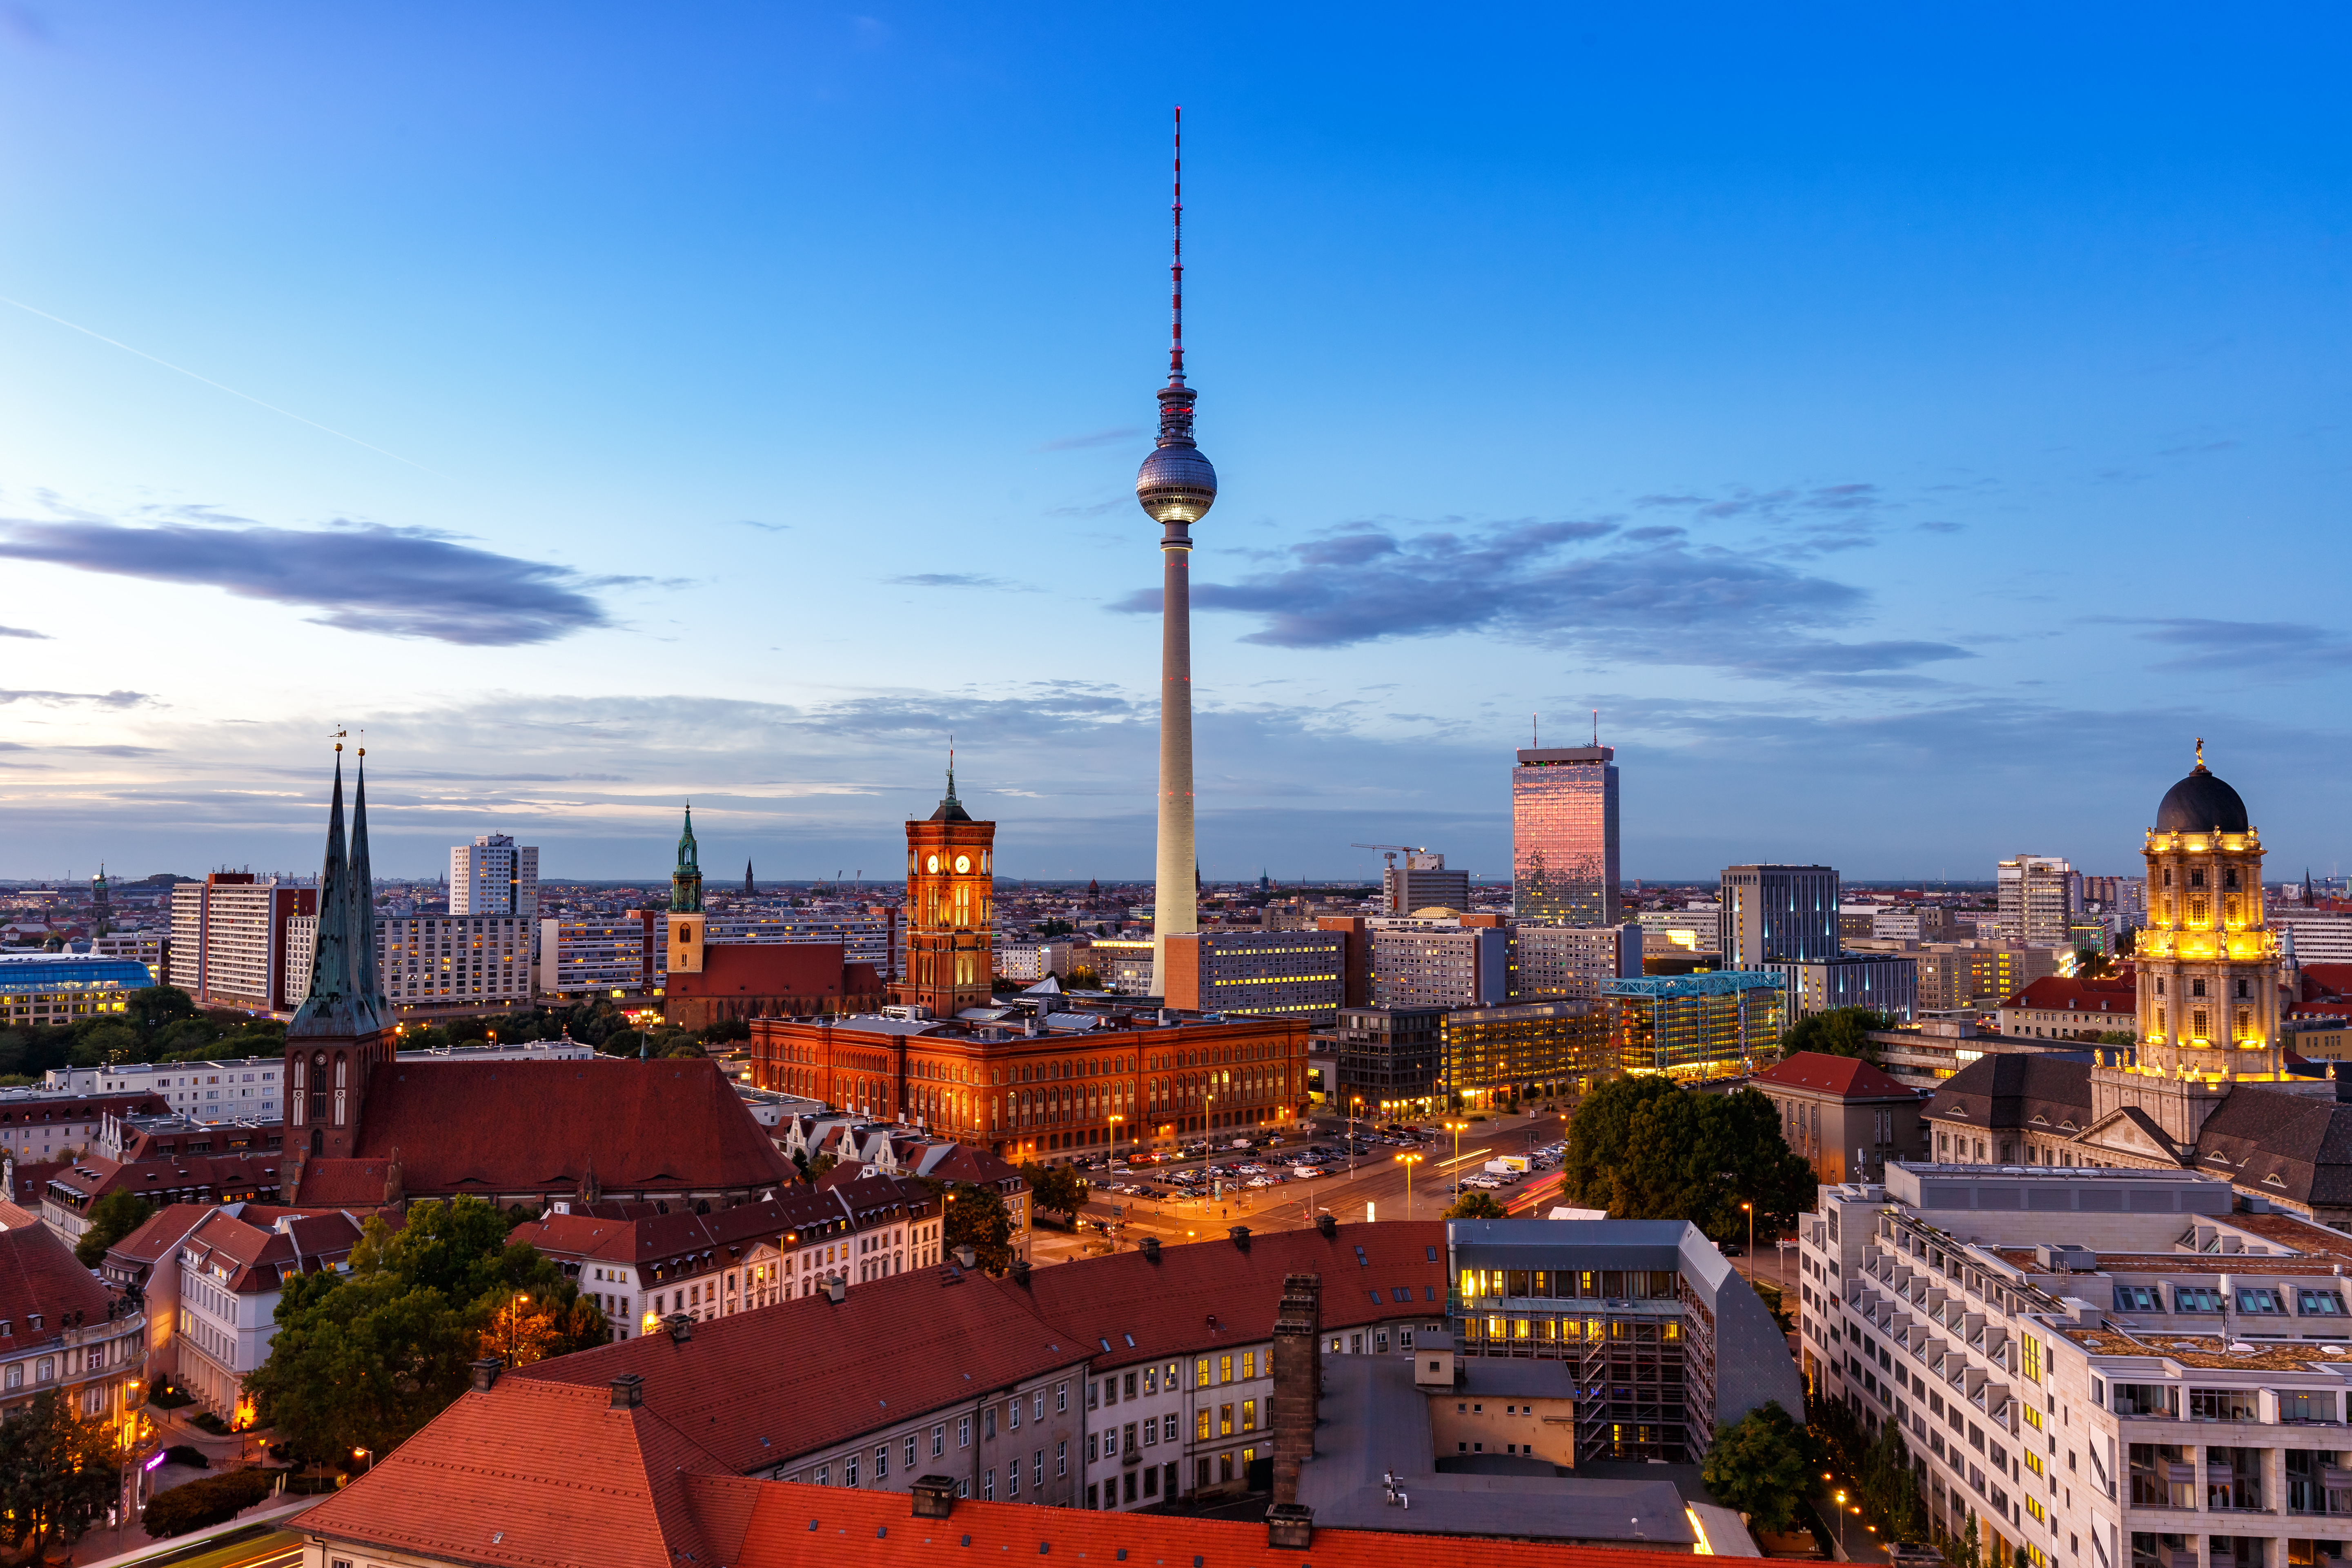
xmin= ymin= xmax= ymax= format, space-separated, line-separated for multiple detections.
xmin=1113 ymin=517 xmax=1971 ymax=676
xmin=0 ymin=625 xmax=48 ymax=640
xmin=885 ymin=572 xmax=1034 ymax=592
xmin=0 ymin=517 xmax=626 ymax=645
xmin=2115 ymin=618 xmax=2352 ymax=673
xmin=0 ymin=687 xmax=147 ymax=707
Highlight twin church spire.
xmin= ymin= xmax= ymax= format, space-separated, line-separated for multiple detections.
xmin=290 ymin=739 xmax=388 ymax=1040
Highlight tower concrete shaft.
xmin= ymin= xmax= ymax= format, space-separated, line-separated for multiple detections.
xmin=1153 ymin=518 xmax=1196 ymax=992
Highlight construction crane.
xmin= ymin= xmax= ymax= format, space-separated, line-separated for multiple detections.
xmin=1349 ymin=842 xmax=1427 ymax=873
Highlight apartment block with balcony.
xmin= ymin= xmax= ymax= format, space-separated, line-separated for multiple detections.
xmin=1802 ymin=1161 xmax=2352 ymax=1568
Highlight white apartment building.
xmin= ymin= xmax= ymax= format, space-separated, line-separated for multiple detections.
xmin=537 ymin=914 xmax=656 ymax=998
xmin=1369 ymin=919 xmax=1507 ymax=1009
xmin=1999 ymin=856 xmax=2082 ymax=949
xmin=378 ymin=914 xmax=534 ymax=1007
xmin=136 ymin=1205 xmax=367 ymax=1422
xmin=1804 ymin=1161 xmax=2352 ymax=1568
xmin=86 ymin=930 xmax=167 ymax=980
xmin=78 ymin=1058 xmax=280 ymax=1123
xmin=1637 ymin=903 xmax=1722 ymax=955
xmin=168 ymin=873 xmax=311 ymax=1012
xmin=2277 ymin=912 xmax=2352 ymax=966
xmin=1513 ymin=922 xmax=1644 ymax=1000
xmin=450 ymin=835 xmax=539 ymax=919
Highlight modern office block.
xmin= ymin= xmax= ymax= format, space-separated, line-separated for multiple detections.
xmin=1604 ymin=971 xmax=1787 ymax=1079
xmin=1512 ymin=746 xmax=1620 ymax=927
xmin=1718 ymin=864 xmax=1839 ymax=967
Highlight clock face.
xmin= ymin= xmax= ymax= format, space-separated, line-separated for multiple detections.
xmin=926 ymin=854 xmax=940 ymax=875
xmin=954 ymin=854 xmax=971 ymax=874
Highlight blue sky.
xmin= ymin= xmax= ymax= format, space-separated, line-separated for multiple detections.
xmin=0 ymin=3 xmax=2345 ymax=884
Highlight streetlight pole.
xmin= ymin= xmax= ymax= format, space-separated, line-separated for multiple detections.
xmin=1350 ymin=1096 xmax=1363 ymax=1179
xmin=1109 ymin=1114 xmax=1123 ymax=1165
xmin=1395 ymin=1152 xmax=1422 ymax=1219
xmin=1742 ymin=1201 xmax=1755 ymax=1271
xmin=1446 ymin=1120 xmax=1468 ymax=1192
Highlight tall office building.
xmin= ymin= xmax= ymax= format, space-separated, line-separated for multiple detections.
xmin=450 ymin=834 xmax=538 ymax=919
xmin=1382 ymin=850 xmax=1470 ymax=915
xmin=1718 ymin=864 xmax=1840 ymax=967
xmin=1511 ymin=745 xmax=1620 ymax=926
xmin=1996 ymin=854 xmax=2077 ymax=947
xmin=1513 ymin=923 xmax=1644 ymax=1000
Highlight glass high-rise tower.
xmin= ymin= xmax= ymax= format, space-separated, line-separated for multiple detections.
xmin=1512 ymin=745 xmax=1621 ymax=927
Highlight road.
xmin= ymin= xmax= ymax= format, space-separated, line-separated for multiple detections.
xmin=1025 ymin=1107 xmax=1571 ymax=1263
xmin=72 ymin=1523 xmax=302 ymax=1568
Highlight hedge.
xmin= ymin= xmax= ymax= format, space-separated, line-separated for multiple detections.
xmin=161 ymin=1444 xmax=210 ymax=1470
xmin=143 ymin=1467 xmax=279 ymax=1538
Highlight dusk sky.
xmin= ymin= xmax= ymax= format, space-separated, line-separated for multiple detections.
xmin=1 ymin=4 xmax=2345 ymax=884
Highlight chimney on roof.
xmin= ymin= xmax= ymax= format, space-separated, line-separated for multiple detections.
xmin=954 ymin=1245 xmax=977 ymax=1269
xmin=666 ymin=1312 xmax=694 ymax=1342
xmin=826 ymin=1276 xmax=848 ymax=1303
xmin=1314 ymin=1213 xmax=1336 ymax=1238
xmin=1139 ymin=1236 xmax=1161 ymax=1263
xmin=1011 ymin=1258 xmax=1032 ymax=1286
xmin=1266 ymin=1503 xmax=1314 ymax=1550
xmin=610 ymin=1373 xmax=644 ymax=1409
xmin=1229 ymin=1226 xmax=1251 ymax=1250
xmin=911 ymin=1474 xmax=958 ymax=1519
xmin=470 ymin=1357 xmax=503 ymax=1392
xmin=1270 ymin=1269 xmax=1323 ymax=1504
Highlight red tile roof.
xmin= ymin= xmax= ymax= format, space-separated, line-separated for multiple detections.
xmin=0 ymin=1091 xmax=169 ymax=1131
xmin=336 ymin=1057 xmax=796 ymax=1198
xmin=0 ymin=1221 xmax=114 ymax=1342
xmin=299 ymin=1377 xmax=735 ymax=1568
xmin=284 ymin=1158 xmax=397 ymax=1208
xmin=43 ymin=1152 xmax=283 ymax=1205
xmin=307 ymin=1385 xmax=1771 ymax=1568
xmin=2303 ymin=963 xmax=2352 ymax=999
xmin=177 ymin=1205 xmax=368 ymax=1293
xmin=515 ymin=1254 xmax=1081 ymax=1470
xmin=1750 ymin=1051 xmax=1918 ymax=1100
xmin=509 ymin=1180 xmax=930 ymax=1271
xmin=1016 ymin=1221 xmax=1448 ymax=1372
xmin=2001 ymin=976 xmax=2136 ymax=1013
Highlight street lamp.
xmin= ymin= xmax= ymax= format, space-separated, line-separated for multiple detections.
xmin=1109 ymin=1114 xmax=1123 ymax=1165
xmin=1741 ymin=1200 xmax=1755 ymax=1268
xmin=1350 ymin=1096 xmax=1364 ymax=1178
xmin=504 ymin=1292 xmax=531 ymax=1363
xmin=1445 ymin=1120 xmax=1469 ymax=1189
xmin=1394 ymin=1152 xmax=1423 ymax=1218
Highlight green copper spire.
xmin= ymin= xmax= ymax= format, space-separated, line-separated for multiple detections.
xmin=670 ymin=804 xmax=703 ymax=913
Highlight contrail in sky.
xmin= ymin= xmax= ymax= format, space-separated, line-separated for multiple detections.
xmin=0 ymin=292 xmax=442 ymax=475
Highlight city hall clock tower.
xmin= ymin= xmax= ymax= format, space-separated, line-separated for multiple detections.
xmin=895 ymin=763 xmax=996 ymax=1018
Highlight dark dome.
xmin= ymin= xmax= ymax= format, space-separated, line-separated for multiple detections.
xmin=2156 ymin=766 xmax=2250 ymax=834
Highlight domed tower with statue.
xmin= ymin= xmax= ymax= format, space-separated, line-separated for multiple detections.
xmin=2086 ymin=742 xmax=2285 ymax=1152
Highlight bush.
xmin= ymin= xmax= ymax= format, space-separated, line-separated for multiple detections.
xmin=143 ymin=1467 xmax=279 ymax=1538
xmin=146 ymin=1378 xmax=194 ymax=1410
xmin=162 ymin=1443 xmax=209 ymax=1469
xmin=189 ymin=1410 xmax=230 ymax=1435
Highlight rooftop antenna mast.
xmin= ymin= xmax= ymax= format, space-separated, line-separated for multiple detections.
xmin=1170 ymin=105 xmax=1184 ymax=385
xmin=1592 ymin=708 xmax=1598 ymax=746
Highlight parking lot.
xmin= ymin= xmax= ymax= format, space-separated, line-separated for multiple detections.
xmin=1022 ymin=1107 xmax=1574 ymax=1262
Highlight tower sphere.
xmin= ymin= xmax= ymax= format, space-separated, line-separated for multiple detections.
xmin=2156 ymin=758 xmax=2250 ymax=834
xmin=1136 ymin=443 xmax=1218 ymax=525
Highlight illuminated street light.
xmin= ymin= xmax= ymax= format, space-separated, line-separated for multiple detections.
xmin=1394 ymin=1152 xmax=1423 ymax=1218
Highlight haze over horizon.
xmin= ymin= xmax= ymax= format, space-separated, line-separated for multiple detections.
xmin=1 ymin=4 xmax=2343 ymax=885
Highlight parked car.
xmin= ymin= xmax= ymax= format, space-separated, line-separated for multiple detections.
xmin=1291 ymin=1167 xmax=1324 ymax=1180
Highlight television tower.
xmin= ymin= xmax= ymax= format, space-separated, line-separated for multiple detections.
xmin=1136 ymin=106 xmax=1218 ymax=996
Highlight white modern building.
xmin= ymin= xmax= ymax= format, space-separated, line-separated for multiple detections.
xmin=1803 ymin=1161 xmax=2352 ymax=1568
xmin=1513 ymin=922 xmax=1644 ymax=1000
xmin=168 ymin=873 xmax=314 ymax=1013
xmin=451 ymin=835 xmax=539 ymax=920
xmin=2276 ymin=911 xmax=2352 ymax=965
xmin=1998 ymin=855 xmax=2080 ymax=949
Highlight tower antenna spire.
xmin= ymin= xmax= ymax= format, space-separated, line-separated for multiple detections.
xmin=1592 ymin=708 xmax=1599 ymax=746
xmin=1170 ymin=105 xmax=1184 ymax=385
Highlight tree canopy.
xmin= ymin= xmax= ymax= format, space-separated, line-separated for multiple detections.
xmin=938 ymin=1181 xmax=1014 ymax=1274
xmin=75 ymin=1189 xmax=157 ymax=1267
xmin=1776 ymin=1008 xmax=1897 ymax=1062
xmin=1443 ymin=1190 xmax=1508 ymax=1220
xmin=1560 ymin=1076 xmax=1815 ymax=1243
xmin=247 ymin=1195 xmax=603 ymax=1464
xmin=0 ymin=1389 xmax=120 ymax=1557
xmin=1021 ymin=1163 xmax=1090 ymax=1224
xmin=1701 ymin=1400 xmax=1817 ymax=1533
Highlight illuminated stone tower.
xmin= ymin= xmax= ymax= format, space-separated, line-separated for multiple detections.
xmin=1136 ymin=107 xmax=1217 ymax=996
xmin=2089 ymin=742 xmax=2282 ymax=1148
xmin=894 ymin=761 xmax=997 ymax=1018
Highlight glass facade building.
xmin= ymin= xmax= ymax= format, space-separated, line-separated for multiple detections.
xmin=1604 ymin=971 xmax=1787 ymax=1079
xmin=1440 ymin=998 xmax=1612 ymax=1109
xmin=1511 ymin=746 xmax=1620 ymax=928
xmin=1718 ymin=864 xmax=1840 ymax=967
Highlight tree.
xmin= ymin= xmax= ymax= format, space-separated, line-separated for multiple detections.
xmin=1560 ymin=1076 xmax=1815 ymax=1244
xmin=249 ymin=1196 xmax=594 ymax=1463
xmin=1443 ymin=1190 xmax=1507 ymax=1219
xmin=1021 ymin=1163 xmax=1090 ymax=1225
xmin=75 ymin=1189 xmax=157 ymax=1267
xmin=2074 ymin=948 xmax=2114 ymax=979
xmin=942 ymin=1182 xmax=1014 ymax=1274
xmin=1777 ymin=1008 xmax=1896 ymax=1062
xmin=0 ymin=1388 xmax=123 ymax=1558
xmin=1701 ymin=1400 xmax=1814 ymax=1534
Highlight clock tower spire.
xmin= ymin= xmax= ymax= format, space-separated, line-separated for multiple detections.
xmin=893 ymin=762 xmax=996 ymax=1018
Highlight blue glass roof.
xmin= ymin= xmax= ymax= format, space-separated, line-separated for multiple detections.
xmin=1601 ymin=969 xmax=1786 ymax=998
xmin=0 ymin=956 xmax=157 ymax=994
